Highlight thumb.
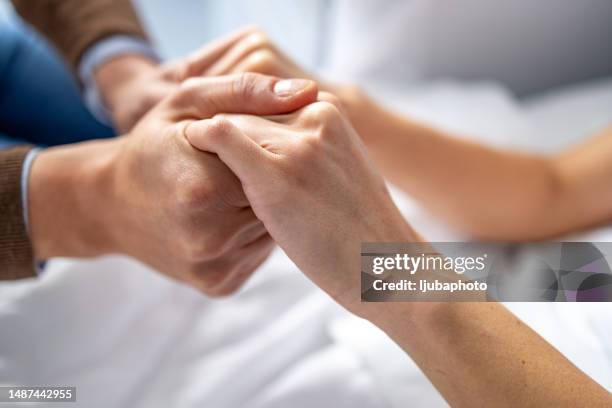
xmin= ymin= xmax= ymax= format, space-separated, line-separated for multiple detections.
xmin=174 ymin=73 xmax=317 ymax=118
xmin=184 ymin=117 xmax=270 ymax=184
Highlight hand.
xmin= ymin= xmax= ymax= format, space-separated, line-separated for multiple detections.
xmin=95 ymin=28 xmax=255 ymax=132
xmin=184 ymin=94 xmax=419 ymax=310
xmin=202 ymin=28 xmax=312 ymax=80
xmin=29 ymin=73 xmax=318 ymax=296
xmin=201 ymin=28 xmax=372 ymax=142
xmin=201 ymin=28 xmax=356 ymax=100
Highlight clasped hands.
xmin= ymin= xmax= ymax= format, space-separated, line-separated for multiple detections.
xmin=29 ymin=28 xmax=415 ymax=314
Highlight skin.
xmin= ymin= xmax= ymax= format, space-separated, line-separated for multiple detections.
xmin=215 ymin=28 xmax=612 ymax=241
xmin=185 ymin=98 xmax=612 ymax=407
xmin=334 ymin=101 xmax=612 ymax=241
xmin=28 ymin=73 xmax=318 ymax=295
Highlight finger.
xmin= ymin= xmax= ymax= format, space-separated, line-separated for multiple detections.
xmin=197 ymin=233 xmax=275 ymax=297
xmin=316 ymin=91 xmax=348 ymax=117
xmin=184 ymin=116 xmax=270 ymax=184
xmin=173 ymin=73 xmax=318 ymax=118
xmin=256 ymin=91 xmax=343 ymax=125
xmin=229 ymin=49 xmax=286 ymax=77
xmin=214 ymin=113 xmax=294 ymax=145
xmin=215 ymin=234 xmax=276 ymax=296
xmin=204 ymin=31 xmax=274 ymax=76
xmin=316 ymin=91 xmax=341 ymax=107
xmin=182 ymin=26 xmax=256 ymax=76
xmin=227 ymin=213 xmax=268 ymax=249
xmin=210 ymin=204 xmax=263 ymax=242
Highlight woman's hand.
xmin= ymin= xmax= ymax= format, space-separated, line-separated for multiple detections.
xmin=201 ymin=28 xmax=381 ymax=146
xmin=201 ymin=28 xmax=313 ymax=81
xmin=184 ymin=94 xmax=419 ymax=312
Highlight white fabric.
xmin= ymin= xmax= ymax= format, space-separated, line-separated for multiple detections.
xmin=0 ymin=251 xmax=390 ymax=408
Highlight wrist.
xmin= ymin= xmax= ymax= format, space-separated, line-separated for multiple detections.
xmin=28 ymin=139 xmax=120 ymax=259
xmin=95 ymin=55 xmax=158 ymax=118
xmin=333 ymin=206 xmax=421 ymax=316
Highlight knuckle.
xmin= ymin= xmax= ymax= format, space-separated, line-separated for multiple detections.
xmin=171 ymin=77 xmax=205 ymax=106
xmin=168 ymin=225 xmax=204 ymax=263
xmin=179 ymin=77 xmax=203 ymax=94
xmin=232 ymin=72 xmax=260 ymax=105
xmin=317 ymin=92 xmax=342 ymax=110
xmin=205 ymin=116 xmax=235 ymax=144
xmin=174 ymin=176 xmax=215 ymax=209
xmin=246 ymin=31 xmax=273 ymax=49
xmin=312 ymin=101 xmax=342 ymax=121
xmin=204 ymin=279 xmax=242 ymax=297
xmin=299 ymin=101 xmax=342 ymax=129
xmin=181 ymin=239 xmax=209 ymax=263
xmin=188 ymin=265 xmax=229 ymax=295
xmin=178 ymin=229 xmax=226 ymax=262
xmin=201 ymin=234 xmax=231 ymax=259
xmin=243 ymin=49 xmax=276 ymax=73
xmin=185 ymin=257 xmax=251 ymax=297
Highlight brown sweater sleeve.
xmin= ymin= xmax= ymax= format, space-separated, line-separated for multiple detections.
xmin=0 ymin=146 xmax=35 ymax=280
xmin=11 ymin=0 xmax=148 ymax=72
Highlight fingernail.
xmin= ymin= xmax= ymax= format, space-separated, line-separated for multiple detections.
xmin=273 ymin=79 xmax=311 ymax=96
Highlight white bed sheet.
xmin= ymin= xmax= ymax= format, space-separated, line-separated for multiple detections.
xmin=1 ymin=78 xmax=612 ymax=408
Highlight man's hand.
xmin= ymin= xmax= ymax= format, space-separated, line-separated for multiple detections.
xmin=185 ymin=94 xmax=418 ymax=308
xmin=94 ymin=27 xmax=363 ymax=134
xmin=28 ymin=73 xmax=317 ymax=295
xmin=94 ymin=28 xmax=255 ymax=132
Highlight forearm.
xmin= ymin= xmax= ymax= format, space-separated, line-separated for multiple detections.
xmin=365 ymin=302 xmax=612 ymax=407
xmin=552 ymin=125 xmax=612 ymax=234
xmin=333 ymin=213 xmax=611 ymax=406
xmin=339 ymin=90 xmax=567 ymax=240
xmin=28 ymin=139 xmax=118 ymax=259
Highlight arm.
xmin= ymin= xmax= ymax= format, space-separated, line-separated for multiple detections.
xmin=186 ymin=98 xmax=612 ymax=407
xmin=372 ymin=301 xmax=611 ymax=408
xmin=340 ymin=92 xmax=562 ymax=240
xmin=344 ymin=93 xmax=612 ymax=240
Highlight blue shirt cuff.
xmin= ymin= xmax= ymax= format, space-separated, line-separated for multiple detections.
xmin=78 ymin=35 xmax=160 ymax=127
xmin=21 ymin=147 xmax=40 ymax=235
xmin=20 ymin=148 xmax=43 ymax=275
